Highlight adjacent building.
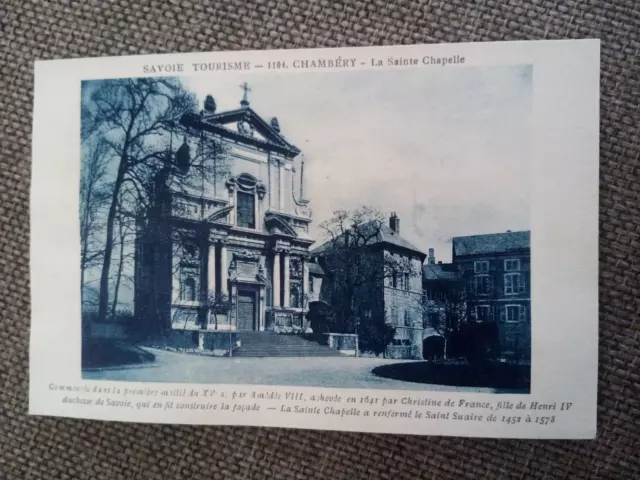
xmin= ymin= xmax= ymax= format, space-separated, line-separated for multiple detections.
xmin=134 ymin=87 xmax=315 ymax=335
xmin=309 ymin=214 xmax=426 ymax=359
xmin=453 ymin=231 xmax=531 ymax=361
xmin=422 ymin=231 xmax=531 ymax=362
xmin=422 ymin=250 xmax=461 ymax=338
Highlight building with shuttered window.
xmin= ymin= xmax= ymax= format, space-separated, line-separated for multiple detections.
xmin=452 ymin=231 xmax=531 ymax=361
xmin=422 ymin=231 xmax=531 ymax=362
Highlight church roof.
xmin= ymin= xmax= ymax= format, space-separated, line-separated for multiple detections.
xmin=181 ymin=105 xmax=300 ymax=157
xmin=452 ymin=230 xmax=530 ymax=257
xmin=312 ymin=221 xmax=426 ymax=258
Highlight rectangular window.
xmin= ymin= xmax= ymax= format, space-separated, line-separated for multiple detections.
xmin=473 ymin=275 xmax=492 ymax=295
xmin=504 ymin=273 xmax=525 ymax=295
xmin=474 ymin=261 xmax=489 ymax=273
xmin=404 ymin=273 xmax=410 ymax=291
xmin=181 ymin=277 xmax=197 ymax=302
xmin=476 ymin=305 xmax=490 ymax=322
xmin=391 ymin=272 xmax=398 ymax=288
xmin=236 ymin=191 xmax=256 ymax=229
xmin=504 ymin=305 xmax=525 ymax=323
xmin=308 ymin=277 xmax=314 ymax=293
xmin=504 ymin=259 xmax=520 ymax=272
xmin=404 ymin=310 xmax=411 ymax=327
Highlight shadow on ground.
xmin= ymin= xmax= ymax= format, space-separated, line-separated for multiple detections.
xmin=371 ymin=361 xmax=530 ymax=391
xmin=82 ymin=339 xmax=155 ymax=369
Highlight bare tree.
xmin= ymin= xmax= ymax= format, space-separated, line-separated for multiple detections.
xmin=316 ymin=207 xmax=416 ymax=341
xmin=81 ymin=77 xmax=230 ymax=323
xmin=419 ymin=282 xmax=466 ymax=359
xmin=80 ymin=137 xmax=110 ymax=307
xmin=110 ymin=211 xmax=135 ymax=318
xmin=207 ymin=291 xmax=232 ymax=330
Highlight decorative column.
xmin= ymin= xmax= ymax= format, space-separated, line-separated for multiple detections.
xmin=256 ymin=184 xmax=266 ymax=232
xmin=279 ymin=161 xmax=285 ymax=211
xmin=220 ymin=243 xmax=228 ymax=296
xmin=226 ymin=178 xmax=236 ymax=226
xmin=302 ymin=259 xmax=309 ymax=302
xmin=207 ymin=242 xmax=216 ymax=295
xmin=283 ymin=253 xmax=290 ymax=307
xmin=273 ymin=251 xmax=281 ymax=308
xmin=258 ymin=288 xmax=266 ymax=331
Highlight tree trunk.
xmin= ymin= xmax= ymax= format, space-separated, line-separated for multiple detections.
xmin=111 ymin=218 xmax=126 ymax=318
xmin=79 ymin=172 xmax=95 ymax=308
xmin=97 ymin=160 xmax=126 ymax=323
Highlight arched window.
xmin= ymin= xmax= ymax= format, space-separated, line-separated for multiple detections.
xmin=183 ymin=277 xmax=196 ymax=301
xmin=290 ymin=286 xmax=300 ymax=308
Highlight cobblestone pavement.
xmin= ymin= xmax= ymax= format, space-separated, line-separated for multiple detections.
xmin=83 ymin=348 xmax=509 ymax=392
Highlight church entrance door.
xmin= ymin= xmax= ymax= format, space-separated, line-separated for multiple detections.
xmin=236 ymin=289 xmax=257 ymax=331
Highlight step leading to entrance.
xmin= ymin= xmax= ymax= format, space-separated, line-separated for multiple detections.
xmin=233 ymin=332 xmax=343 ymax=357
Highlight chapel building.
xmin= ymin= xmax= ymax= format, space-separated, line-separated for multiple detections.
xmin=134 ymin=85 xmax=314 ymax=334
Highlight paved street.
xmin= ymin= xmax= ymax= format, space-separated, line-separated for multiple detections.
xmin=83 ymin=348 xmax=507 ymax=392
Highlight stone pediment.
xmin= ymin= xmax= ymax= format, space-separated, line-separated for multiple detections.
xmin=264 ymin=212 xmax=297 ymax=237
xmin=181 ymin=108 xmax=300 ymax=157
xmin=206 ymin=205 xmax=233 ymax=224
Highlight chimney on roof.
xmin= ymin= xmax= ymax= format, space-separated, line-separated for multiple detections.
xmin=428 ymin=248 xmax=436 ymax=265
xmin=389 ymin=212 xmax=400 ymax=234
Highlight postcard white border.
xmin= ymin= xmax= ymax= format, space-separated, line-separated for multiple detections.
xmin=29 ymin=39 xmax=600 ymax=438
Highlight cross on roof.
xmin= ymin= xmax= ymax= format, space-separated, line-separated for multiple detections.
xmin=240 ymin=82 xmax=251 ymax=106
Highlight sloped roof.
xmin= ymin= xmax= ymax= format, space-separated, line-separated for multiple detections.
xmin=181 ymin=107 xmax=300 ymax=157
xmin=423 ymin=263 xmax=459 ymax=281
xmin=453 ymin=231 xmax=530 ymax=257
xmin=312 ymin=221 xmax=426 ymax=257
xmin=308 ymin=262 xmax=325 ymax=276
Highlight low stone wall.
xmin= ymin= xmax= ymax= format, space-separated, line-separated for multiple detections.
xmin=323 ymin=333 xmax=358 ymax=356
xmin=199 ymin=331 xmax=239 ymax=356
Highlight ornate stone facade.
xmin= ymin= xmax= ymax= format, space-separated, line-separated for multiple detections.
xmin=134 ymin=88 xmax=314 ymax=333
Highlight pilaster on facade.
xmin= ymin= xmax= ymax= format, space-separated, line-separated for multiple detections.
xmin=220 ymin=242 xmax=229 ymax=296
xmin=272 ymin=251 xmax=281 ymax=308
xmin=302 ymin=260 xmax=310 ymax=300
xmin=207 ymin=243 xmax=216 ymax=295
xmin=283 ymin=254 xmax=291 ymax=307
xmin=278 ymin=161 xmax=285 ymax=211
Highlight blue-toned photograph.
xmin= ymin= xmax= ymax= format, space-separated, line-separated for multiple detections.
xmin=80 ymin=66 xmax=532 ymax=392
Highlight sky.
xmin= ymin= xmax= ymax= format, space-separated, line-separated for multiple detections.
xmin=183 ymin=65 xmax=532 ymax=263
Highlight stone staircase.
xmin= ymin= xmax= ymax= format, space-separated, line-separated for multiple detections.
xmin=232 ymin=332 xmax=343 ymax=357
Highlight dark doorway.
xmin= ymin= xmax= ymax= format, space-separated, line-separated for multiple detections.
xmin=236 ymin=289 xmax=257 ymax=331
xmin=423 ymin=335 xmax=445 ymax=361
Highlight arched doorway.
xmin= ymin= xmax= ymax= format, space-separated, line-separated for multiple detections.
xmin=307 ymin=301 xmax=331 ymax=334
xmin=423 ymin=335 xmax=445 ymax=361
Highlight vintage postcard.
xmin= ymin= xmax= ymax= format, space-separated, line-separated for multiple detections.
xmin=29 ymin=39 xmax=599 ymax=438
